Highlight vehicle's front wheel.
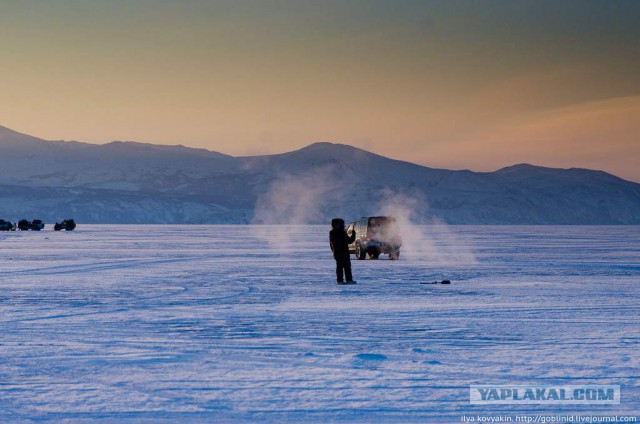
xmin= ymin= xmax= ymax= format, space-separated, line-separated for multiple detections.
xmin=355 ymin=244 xmax=366 ymax=260
xmin=389 ymin=250 xmax=400 ymax=260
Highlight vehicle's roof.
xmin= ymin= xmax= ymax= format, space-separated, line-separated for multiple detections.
xmin=350 ymin=216 xmax=396 ymax=224
xmin=349 ymin=216 xmax=397 ymax=223
xmin=366 ymin=216 xmax=395 ymax=221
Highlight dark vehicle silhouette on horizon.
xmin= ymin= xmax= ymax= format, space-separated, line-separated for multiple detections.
xmin=347 ymin=216 xmax=402 ymax=260
xmin=18 ymin=219 xmax=45 ymax=231
xmin=54 ymin=219 xmax=76 ymax=231
xmin=0 ymin=219 xmax=15 ymax=231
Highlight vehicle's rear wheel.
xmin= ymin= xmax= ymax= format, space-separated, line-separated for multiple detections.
xmin=389 ymin=250 xmax=400 ymax=260
xmin=355 ymin=244 xmax=366 ymax=260
xmin=368 ymin=251 xmax=380 ymax=259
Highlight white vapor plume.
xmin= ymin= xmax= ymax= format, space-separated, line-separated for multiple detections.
xmin=379 ymin=191 xmax=477 ymax=266
xmin=252 ymin=168 xmax=340 ymax=225
xmin=251 ymin=167 xmax=341 ymax=252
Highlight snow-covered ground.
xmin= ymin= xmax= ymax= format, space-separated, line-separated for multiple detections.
xmin=1 ymin=225 xmax=638 ymax=422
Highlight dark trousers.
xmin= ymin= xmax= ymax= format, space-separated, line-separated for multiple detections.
xmin=335 ymin=256 xmax=353 ymax=282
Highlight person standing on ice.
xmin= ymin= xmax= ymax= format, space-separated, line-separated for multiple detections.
xmin=330 ymin=218 xmax=356 ymax=284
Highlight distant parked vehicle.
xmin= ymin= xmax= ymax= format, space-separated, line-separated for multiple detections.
xmin=17 ymin=219 xmax=45 ymax=231
xmin=0 ymin=219 xmax=15 ymax=231
xmin=18 ymin=219 xmax=32 ymax=231
xmin=347 ymin=216 xmax=402 ymax=260
xmin=54 ymin=219 xmax=76 ymax=231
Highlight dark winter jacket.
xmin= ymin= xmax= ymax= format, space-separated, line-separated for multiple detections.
xmin=330 ymin=228 xmax=356 ymax=259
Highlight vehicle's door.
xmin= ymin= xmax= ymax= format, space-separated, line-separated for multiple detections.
xmin=356 ymin=219 xmax=366 ymax=242
xmin=346 ymin=222 xmax=356 ymax=252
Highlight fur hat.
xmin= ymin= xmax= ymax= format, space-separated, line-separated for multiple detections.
xmin=331 ymin=218 xmax=345 ymax=229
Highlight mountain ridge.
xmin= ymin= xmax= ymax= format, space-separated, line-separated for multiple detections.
xmin=1 ymin=125 xmax=638 ymax=224
xmin=1 ymin=125 xmax=635 ymax=182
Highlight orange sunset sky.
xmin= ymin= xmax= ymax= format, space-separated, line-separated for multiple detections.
xmin=1 ymin=1 xmax=639 ymax=181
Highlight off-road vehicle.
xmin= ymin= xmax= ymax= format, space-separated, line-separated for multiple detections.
xmin=17 ymin=219 xmax=45 ymax=231
xmin=54 ymin=219 xmax=76 ymax=231
xmin=347 ymin=216 xmax=402 ymax=260
xmin=0 ymin=219 xmax=15 ymax=231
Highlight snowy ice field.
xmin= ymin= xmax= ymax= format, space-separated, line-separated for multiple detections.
xmin=1 ymin=225 xmax=638 ymax=422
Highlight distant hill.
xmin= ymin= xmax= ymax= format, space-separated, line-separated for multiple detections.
xmin=1 ymin=125 xmax=639 ymax=224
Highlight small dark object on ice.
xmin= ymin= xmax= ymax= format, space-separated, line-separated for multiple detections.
xmin=420 ymin=280 xmax=451 ymax=285
xmin=54 ymin=219 xmax=76 ymax=231
xmin=337 ymin=281 xmax=357 ymax=285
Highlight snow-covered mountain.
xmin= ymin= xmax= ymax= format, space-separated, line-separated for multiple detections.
xmin=1 ymin=125 xmax=639 ymax=224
